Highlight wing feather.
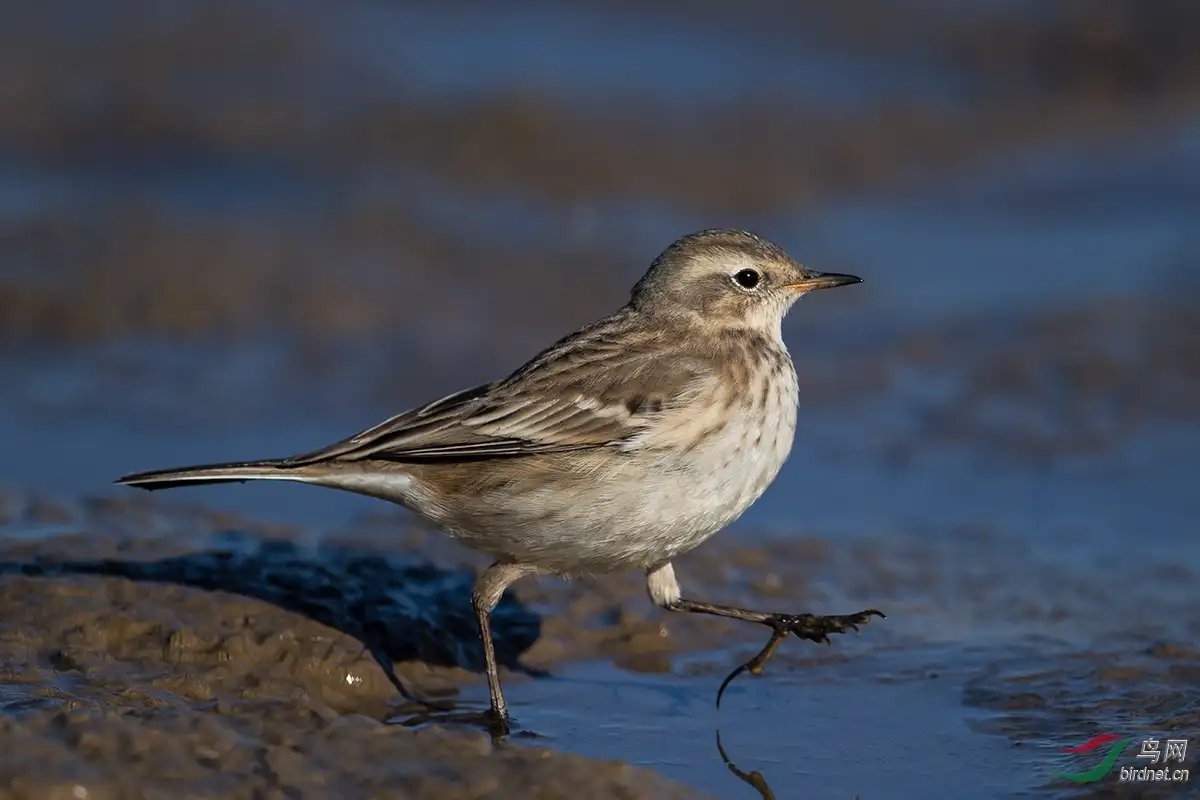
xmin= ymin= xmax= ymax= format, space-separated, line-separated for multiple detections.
xmin=287 ymin=326 xmax=716 ymax=465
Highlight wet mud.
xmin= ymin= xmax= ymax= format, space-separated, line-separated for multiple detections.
xmin=0 ymin=503 xmax=709 ymax=800
xmin=0 ymin=474 xmax=1196 ymax=797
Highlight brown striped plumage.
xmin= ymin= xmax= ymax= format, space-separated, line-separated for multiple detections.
xmin=115 ymin=228 xmax=873 ymax=730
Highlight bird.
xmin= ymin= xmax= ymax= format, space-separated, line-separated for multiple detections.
xmin=116 ymin=228 xmax=883 ymax=732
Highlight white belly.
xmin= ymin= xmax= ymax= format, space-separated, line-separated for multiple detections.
xmin=515 ymin=361 xmax=800 ymax=572
xmin=624 ymin=366 xmax=799 ymax=566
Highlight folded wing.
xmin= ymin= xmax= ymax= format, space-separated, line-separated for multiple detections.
xmin=286 ymin=336 xmax=716 ymax=464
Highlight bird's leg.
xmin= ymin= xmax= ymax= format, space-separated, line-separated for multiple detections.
xmin=646 ymin=563 xmax=884 ymax=705
xmin=472 ymin=561 xmax=541 ymax=733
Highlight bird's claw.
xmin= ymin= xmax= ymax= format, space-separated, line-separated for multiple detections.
xmin=772 ymin=608 xmax=885 ymax=645
xmin=716 ymin=608 xmax=885 ymax=708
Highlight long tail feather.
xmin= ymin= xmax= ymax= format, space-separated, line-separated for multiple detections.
xmin=115 ymin=460 xmax=310 ymax=491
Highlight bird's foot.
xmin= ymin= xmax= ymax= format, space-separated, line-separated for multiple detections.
xmin=716 ymin=608 xmax=885 ymax=707
xmin=767 ymin=608 xmax=885 ymax=645
xmin=483 ymin=706 xmax=513 ymax=739
xmin=392 ymin=703 xmax=514 ymax=741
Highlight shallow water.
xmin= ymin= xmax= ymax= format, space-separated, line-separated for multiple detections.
xmin=510 ymin=654 xmax=1030 ymax=799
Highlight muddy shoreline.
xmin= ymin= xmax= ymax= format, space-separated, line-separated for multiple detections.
xmin=0 ymin=483 xmax=1196 ymax=797
xmin=0 ymin=497 xmax=710 ymax=799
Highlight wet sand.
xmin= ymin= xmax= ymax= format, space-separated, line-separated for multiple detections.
xmin=0 ymin=469 xmax=1196 ymax=797
xmin=0 ymin=496 xmax=706 ymax=799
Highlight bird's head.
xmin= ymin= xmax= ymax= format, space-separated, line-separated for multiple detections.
xmin=630 ymin=228 xmax=861 ymax=340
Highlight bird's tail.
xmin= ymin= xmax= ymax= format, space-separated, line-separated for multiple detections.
xmin=116 ymin=459 xmax=314 ymax=491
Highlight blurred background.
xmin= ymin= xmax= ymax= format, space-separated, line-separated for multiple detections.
xmin=0 ymin=1 xmax=1198 ymax=796
xmin=1 ymin=0 xmax=1196 ymax=532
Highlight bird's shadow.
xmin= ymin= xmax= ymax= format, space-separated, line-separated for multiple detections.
xmin=0 ymin=531 xmax=543 ymax=726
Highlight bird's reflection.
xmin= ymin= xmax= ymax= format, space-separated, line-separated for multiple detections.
xmin=715 ymin=728 xmax=777 ymax=800
xmin=389 ymin=698 xmax=543 ymax=743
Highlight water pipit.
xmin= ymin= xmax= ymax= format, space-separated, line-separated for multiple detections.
xmin=117 ymin=228 xmax=883 ymax=732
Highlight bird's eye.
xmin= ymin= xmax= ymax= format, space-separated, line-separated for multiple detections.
xmin=733 ymin=268 xmax=761 ymax=289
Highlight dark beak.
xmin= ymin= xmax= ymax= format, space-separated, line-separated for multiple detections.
xmin=783 ymin=271 xmax=863 ymax=293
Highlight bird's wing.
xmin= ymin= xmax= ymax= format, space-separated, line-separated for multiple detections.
xmin=287 ymin=336 xmax=717 ymax=464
